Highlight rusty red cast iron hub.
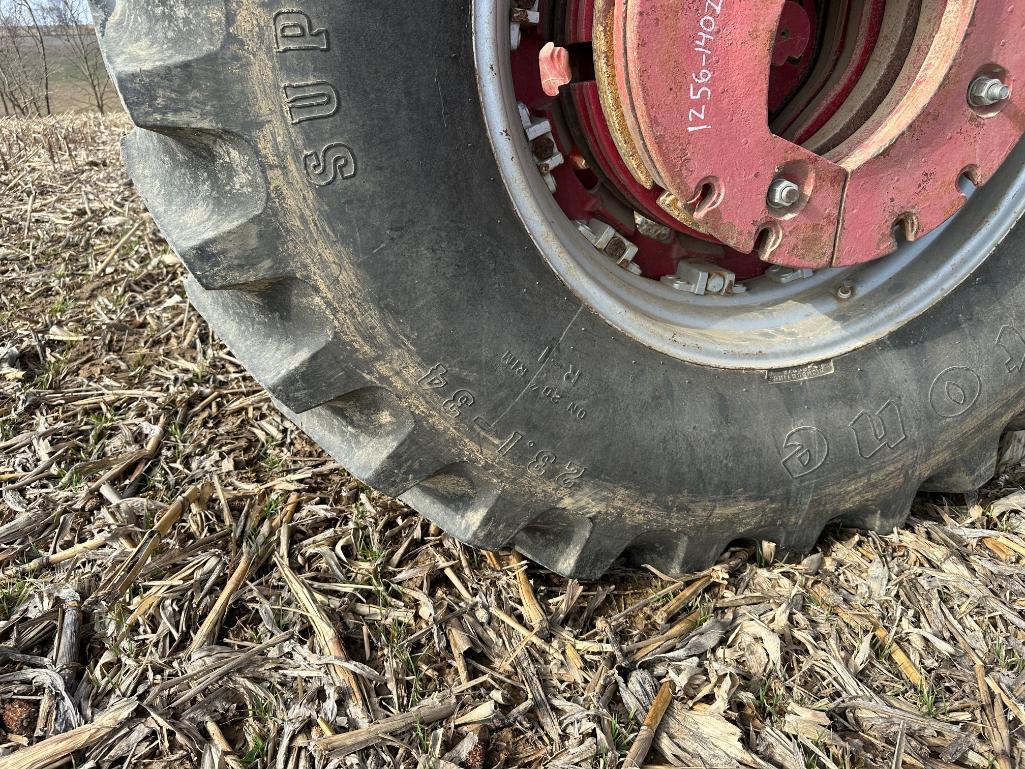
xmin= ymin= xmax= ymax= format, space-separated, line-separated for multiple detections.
xmin=512 ymin=0 xmax=1024 ymax=277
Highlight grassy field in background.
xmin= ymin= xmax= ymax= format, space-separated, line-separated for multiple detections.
xmin=45 ymin=35 xmax=117 ymax=114
xmin=1 ymin=33 xmax=119 ymax=115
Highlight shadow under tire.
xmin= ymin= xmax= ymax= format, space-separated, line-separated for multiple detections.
xmin=91 ymin=0 xmax=1025 ymax=579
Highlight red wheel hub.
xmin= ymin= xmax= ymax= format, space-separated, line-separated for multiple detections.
xmin=510 ymin=0 xmax=1025 ymax=278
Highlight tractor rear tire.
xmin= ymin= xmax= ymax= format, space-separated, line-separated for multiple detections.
xmin=91 ymin=0 xmax=1025 ymax=578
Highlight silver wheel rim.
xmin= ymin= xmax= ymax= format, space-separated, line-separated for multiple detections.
xmin=473 ymin=0 xmax=1025 ymax=370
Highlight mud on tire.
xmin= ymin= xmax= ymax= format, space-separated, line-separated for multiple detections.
xmin=91 ymin=0 xmax=1025 ymax=578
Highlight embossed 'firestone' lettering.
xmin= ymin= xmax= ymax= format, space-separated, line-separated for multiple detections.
xmin=929 ymin=366 xmax=982 ymax=418
xmin=996 ymin=325 xmax=1025 ymax=374
xmin=274 ymin=10 xmax=329 ymax=52
xmin=850 ymin=400 xmax=907 ymax=459
xmin=781 ymin=426 xmax=828 ymax=479
xmin=283 ymin=81 xmax=339 ymax=124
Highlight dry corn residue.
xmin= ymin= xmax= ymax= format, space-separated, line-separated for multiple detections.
xmin=2 ymin=115 xmax=1025 ymax=768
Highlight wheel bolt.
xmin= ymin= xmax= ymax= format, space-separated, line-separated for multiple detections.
xmin=969 ymin=76 xmax=1011 ymax=108
xmin=605 ymin=237 xmax=627 ymax=261
xmin=767 ymin=178 xmax=800 ymax=210
xmin=706 ymin=274 xmax=727 ymax=294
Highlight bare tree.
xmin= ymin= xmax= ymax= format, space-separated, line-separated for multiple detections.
xmin=18 ymin=0 xmax=49 ymax=114
xmin=43 ymin=0 xmax=109 ymax=113
xmin=0 ymin=5 xmax=35 ymax=115
xmin=0 ymin=0 xmax=52 ymax=116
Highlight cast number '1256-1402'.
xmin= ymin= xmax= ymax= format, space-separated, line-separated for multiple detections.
xmin=688 ymin=0 xmax=722 ymax=132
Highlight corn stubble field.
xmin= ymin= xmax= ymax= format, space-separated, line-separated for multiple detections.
xmin=1 ymin=114 xmax=1025 ymax=769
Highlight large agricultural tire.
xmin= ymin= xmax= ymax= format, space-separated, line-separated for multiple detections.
xmin=91 ymin=1 xmax=1025 ymax=579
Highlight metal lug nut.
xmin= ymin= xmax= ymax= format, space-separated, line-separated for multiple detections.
xmin=969 ymin=76 xmax=1011 ymax=108
xmin=510 ymin=1 xmax=539 ymax=51
xmin=517 ymin=102 xmax=564 ymax=189
xmin=767 ymin=178 xmax=801 ymax=210
xmin=577 ymin=219 xmax=639 ymax=267
xmin=662 ymin=260 xmax=735 ymax=296
xmin=511 ymin=7 xmax=540 ymax=25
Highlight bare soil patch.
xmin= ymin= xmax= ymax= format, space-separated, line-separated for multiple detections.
xmin=1 ymin=114 xmax=1024 ymax=768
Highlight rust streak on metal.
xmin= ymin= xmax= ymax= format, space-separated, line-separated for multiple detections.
xmin=591 ymin=0 xmax=655 ymax=189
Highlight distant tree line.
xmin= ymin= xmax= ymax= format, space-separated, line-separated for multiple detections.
xmin=0 ymin=0 xmax=110 ymax=115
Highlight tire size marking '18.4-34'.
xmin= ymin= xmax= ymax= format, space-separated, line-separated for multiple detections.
xmin=273 ymin=9 xmax=357 ymax=187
